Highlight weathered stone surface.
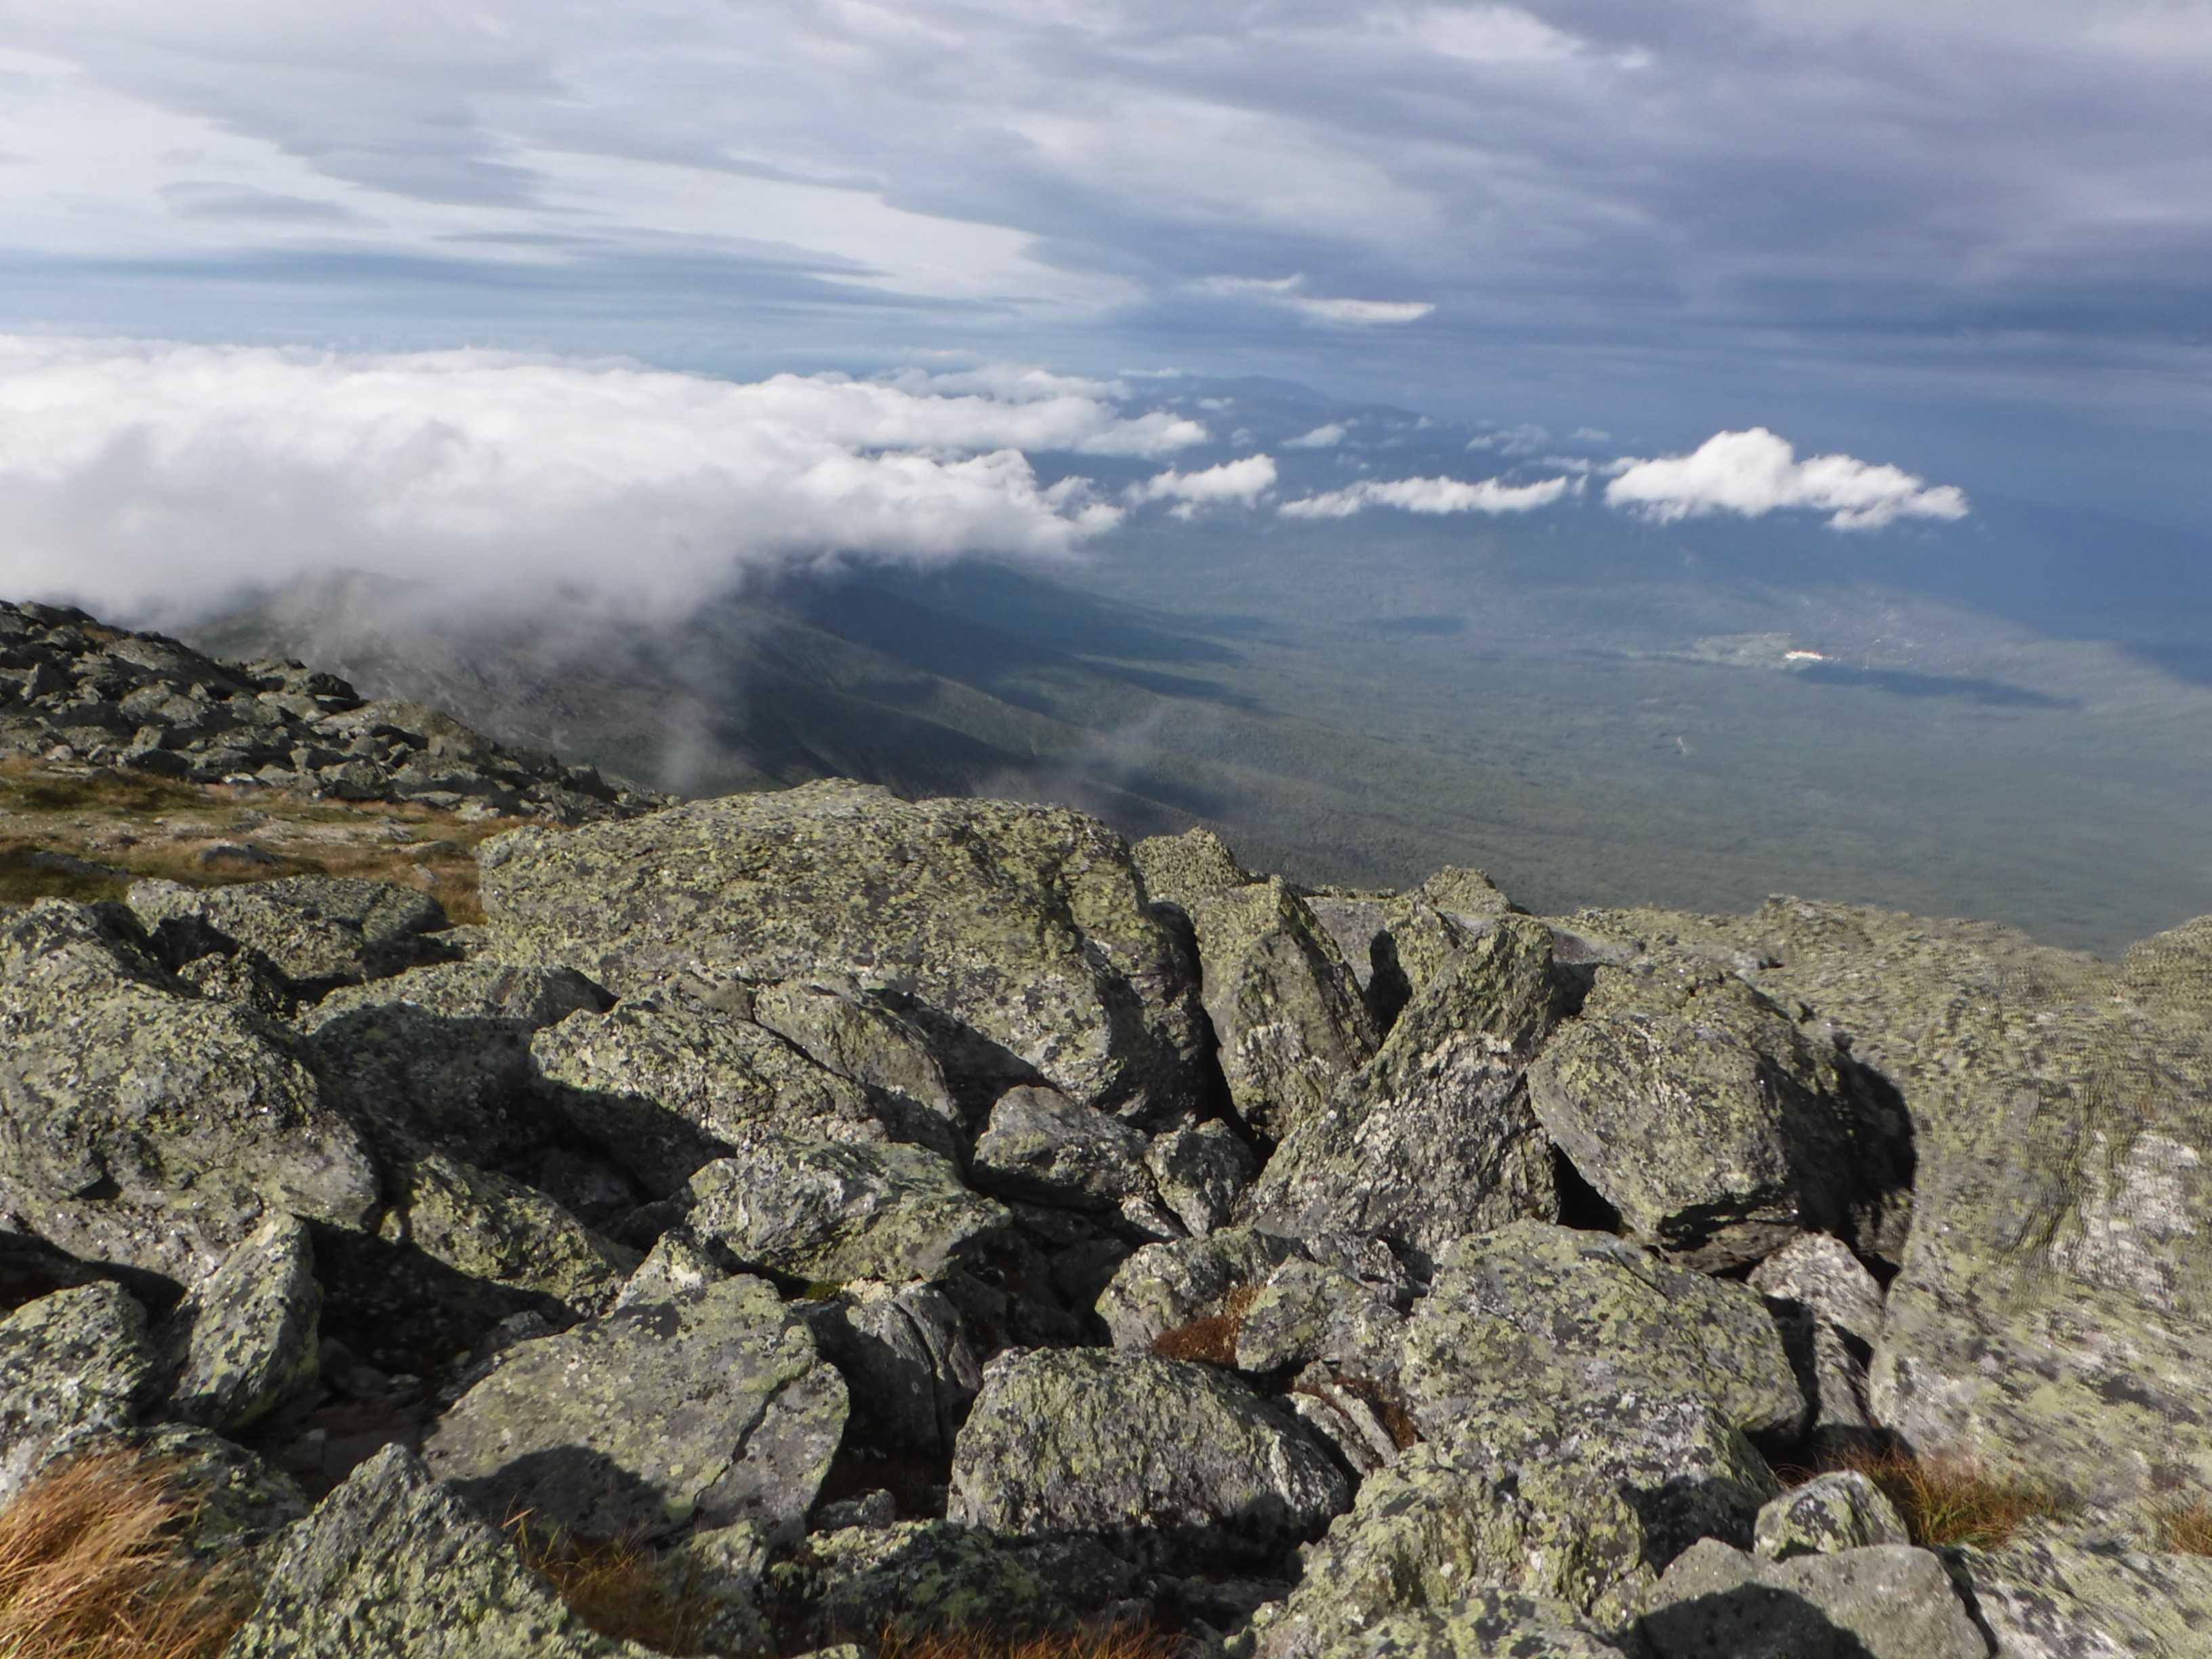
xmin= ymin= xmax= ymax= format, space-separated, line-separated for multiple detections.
xmin=766 ymin=1519 xmax=1071 ymax=1645
xmin=1748 ymin=1232 xmax=1885 ymax=1349
xmin=1407 ymin=867 xmax=1515 ymax=924
xmin=1235 ymin=1255 xmax=1407 ymax=1380
xmin=1753 ymin=1473 xmax=1908 ymax=1560
xmin=801 ymin=1282 xmax=983 ymax=1456
xmin=424 ymin=1275 xmax=846 ymax=1542
xmin=222 ymin=1444 xmax=659 ymax=1658
xmin=747 ymin=975 xmax=963 ymax=1132
xmin=376 ymin=1150 xmax=638 ymax=1315
xmin=615 ymin=1231 xmax=726 ymax=1308
xmin=112 ymin=1422 xmax=310 ymax=1572
xmin=1144 ymin=1120 xmax=1259 ymax=1235
xmin=1242 ymin=918 xmax=1563 ymax=1276
xmin=1401 ymin=1222 xmax=1807 ymax=1448
xmin=1131 ymin=826 xmax=1252 ymax=915
xmin=1189 ymin=878 xmax=1379 ymax=1145
xmin=947 ymin=1348 xmax=1349 ymax=1564
xmin=971 ymin=1085 xmax=1153 ymax=1210
xmin=531 ymin=989 xmax=900 ymax=1193
xmin=1953 ymin=1536 xmax=2212 ymax=1658
xmin=130 ymin=874 xmax=453 ymax=993
xmin=480 ymin=782 xmax=1206 ymax=1122
xmin=1527 ymin=963 xmax=1910 ymax=1269
xmin=682 ymin=1133 xmax=1008 ymax=1285
xmin=0 ymin=900 xmax=380 ymax=1282
xmin=157 ymin=1213 xmax=321 ymax=1431
xmin=1750 ymin=1233 xmax=1886 ymax=1454
xmin=0 ymin=1280 xmax=153 ymax=1504
xmin=1096 ymin=1227 xmax=1308 ymax=1350
xmin=1258 ymin=1591 xmax=1628 ymax=1659
xmin=1639 ymin=1538 xmax=1987 ymax=1658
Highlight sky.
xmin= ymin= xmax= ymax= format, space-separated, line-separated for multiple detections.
xmin=1 ymin=1 xmax=2207 ymax=614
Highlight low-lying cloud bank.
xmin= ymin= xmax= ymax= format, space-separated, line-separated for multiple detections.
xmin=1279 ymin=474 xmax=1574 ymax=519
xmin=1605 ymin=428 xmax=1970 ymax=530
xmin=0 ymin=338 xmax=1210 ymax=619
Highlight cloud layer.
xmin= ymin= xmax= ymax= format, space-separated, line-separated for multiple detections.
xmin=1604 ymin=428 xmax=1971 ymax=530
xmin=1279 ymin=474 xmax=1574 ymax=519
xmin=0 ymin=337 xmax=1206 ymax=617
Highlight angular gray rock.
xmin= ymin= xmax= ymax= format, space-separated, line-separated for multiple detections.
xmin=1234 ymin=1254 xmax=1407 ymax=1380
xmin=374 ymin=1149 xmax=638 ymax=1315
xmin=424 ymin=1275 xmax=846 ymax=1542
xmin=480 ymin=782 xmax=1207 ymax=1122
xmin=531 ymin=989 xmax=900 ymax=1193
xmin=1753 ymin=1473 xmax=1910 ymax=1560
xmin=1095 ymin=1227 xmax=1308 ymax=1350
xmin=1187 ymin=878 xmax=1379 ymax=1145
xmin=1952 ymin=1535 xmax=2212 ymax=1658
xmin=1143 ymin=1120 xmax=1259 ymax=1235
xmin=222 ymin=1444 xmax=661 ymax=1658
xmin=764 ymin=1518 xmax=1073 ymax=1645
xmin=800 ymin=1282 xmax=983 ymax=1456
xmin=130 ymin=874 xmax=453 ymax=994
xmin=156 ymin=1212 xmax=321 ymax=1431
xmin=970 ymin=1085 xmax=1154 ymax=1209
xmin=0 ymin=1280 xmax=153 ymax=1504
xmin=1130 ymin=825 xmax=1252 ymax=915
xmin=947 ymin=1347 xmax=1349 ymax=1564
xmin=1750 ymin=1233 xmax=1887 ymax=1454
xmin=0 ymin=900 xmax=380 ymax=1283
xmin=1639 ymin=1538 xmax=1987 ymax=1658
xmin=682 ymin=1132 xmax=1009 ymax=1284
xmin=1401 ymin=1222 xmax=1807 ymax=1448
xmin=747 ymin=975 xmax=963 ymax=1133
xmin=1241 ymin=917 xmax=1564 ymax=1275
xmin=1525 ymin=964 xmax=1910 ymax=1269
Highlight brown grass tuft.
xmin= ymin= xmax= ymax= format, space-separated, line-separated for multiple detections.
xmin=877 ymin=1620 xmax=1187 ymax=1659
xmin=1149 ymin=1282 xmax=1261 ymax=1366
xmin=2154 ymin=1500 xmax=2212 ymax=1556
xmin=0 ymin=1450 xmax=253 ymax=1659
xmin=1788 ymin=1445 xmax=2071 ymax=1551
xmin=506 ymin=1514 xmax=717 ymax=1656
xmin=1328 ymin=1374 xmax=1422 ymax=1451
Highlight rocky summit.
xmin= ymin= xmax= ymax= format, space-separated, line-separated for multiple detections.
xmin=3 ymin=606 xmax=2212 ymax=1658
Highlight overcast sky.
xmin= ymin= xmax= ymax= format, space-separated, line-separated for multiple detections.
xmin=1 ymin=0 xmax=2207 ymax=609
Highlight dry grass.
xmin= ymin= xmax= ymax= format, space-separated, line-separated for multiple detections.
xmin=1150 ymin=1282 xmax=1261 ymax=1366
xmin=2154 ymin=1500 xmax=2212 ymax=1555
xmin=877 ymin=1620 xmax=1187 ymax=1659
xmin=0 ymin=1450 xmax=253 ymax=1659
xmin=0 ymin=756 xmax=537 ymax=924
xmin=506 ymin=1515 xmax=718 ymax=1656
xmin=1790 ymin=1445 xmax=2072 ymax=1551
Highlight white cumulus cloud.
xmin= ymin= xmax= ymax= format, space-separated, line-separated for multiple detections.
xmin=1127 ymin=455 xmax=1279 ymax=518
xmin=1278 ymin=473 xmax=1572 ymax=518
xmin=0 ymin=336 xmax=1208 ymax=618
xmin=1284 ymin=422 xmax=1347 ymax=448
xmin=1604 ymin=428 xmax=1970 ymax=530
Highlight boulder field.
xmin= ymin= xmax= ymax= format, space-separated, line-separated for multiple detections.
xmin=5 ymin=619 xmax=2212 ymax=1656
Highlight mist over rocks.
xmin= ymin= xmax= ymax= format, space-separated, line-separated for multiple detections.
xmin=6 ymin=605 xmax=2212 ymax=1654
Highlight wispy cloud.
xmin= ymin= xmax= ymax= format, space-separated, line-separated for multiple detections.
xmin=1604 ymin=428 xmax=1971 ymax=530
xmin=1195 ymin=274 xmax=1433 ymax=326
xmin=1279 ymin=472 xmax=1572 ymax=518
xmin=1128 ymin=454 xmax=1278 ymax=517
xmin=1284 ymin=422 xmax=1347 ymax=449
xmin=0 ymin=337 xmax=1208 ymax=618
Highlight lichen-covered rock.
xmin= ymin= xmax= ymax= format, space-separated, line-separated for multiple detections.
xmin=947 ymin=1348 xmax=1349 ymax=1564
xmin=971 ymin=1086 xmax=1154 ymax=1209
xmin=1187 ymin=878 xmax=1379 ymax=1148
xmin=1241 ymin=918 xmax=1563 ymax=1276
xmin=1753 ymin=1473 xmax=1908 ymax=1560
xmin=1131 ymin=826 xmax=1252 ymax=915
xmin=1952 ymin=1535 xmax=2212 ymax=1657
xmin=532 ymin=987 xmax=941 ymax=1196
xmin=1639 ymin=1538 xmax=1986 ymax=1658
xmin=682 ymin=1132 xmax=1008 ymax=1284
xmin=1750 ymin=1233 xmax=1887 ymax=1455
xmin=1526 ymin=964 xmax=1910 ymax=1269
xmin=747 ymin=975 xmax=963 ymax=1132
xmin=424 ymin=1275 xmax=846 ymax=1542
xmin=156 ymin=1213 xmax=320 ymax=1431
xmin=765 ymin=1519 xmax=1072 ymax=1645
xmin=615 ymin=1232 xmax=726 ymax=1308
xmin=0 ymin=901 xmax=379 ymax=1283
xmin=480 ymin=782 xmax=1206 ymax=1122
xmin=1235 ymin=1255 xmax=1406 ymax=1380
xmin=129 ymin=874 xmax=453 ymax=994
xmin=1096 ymin=1227 xmax=1308 ymax=1350
xmin=1304 ymin=1598 xmax=1632 ymax=1659
xmin=1144 ymin=1120 xmax=1259 ymax=1235
xmin=801 ymin=1282 xmax=983 ymax=1456
xmin=222 ymin=1444 xmax=660 ymax=1658
xmin=1401 ymin=1222 xmax=1807 ymax=1448
xmin=0 ymin=1280 xmax=153 ymax=1504
xmin=1407 ymin=867 xmax=1515 ymax=924
xmin=376 ymin=1151 xmax=638 ymax=1315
